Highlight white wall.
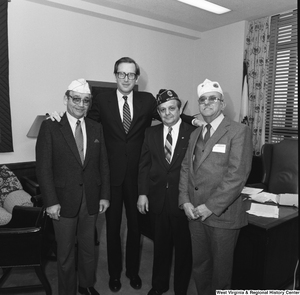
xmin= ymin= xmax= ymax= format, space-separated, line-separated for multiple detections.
xmin=0 ymin=0 xmax=246 ymax=164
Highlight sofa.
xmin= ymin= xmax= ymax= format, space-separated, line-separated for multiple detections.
xmin=0 ymin=161 xmax=37 ymax=225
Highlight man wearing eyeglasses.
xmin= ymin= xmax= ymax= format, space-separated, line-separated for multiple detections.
xmin=86 ymin=57 xmax=202 ymax=292
xmin=179 ymin=79 xmax=253 ymax=294
xmin=36 ymin=79 xmax=110 ymax=295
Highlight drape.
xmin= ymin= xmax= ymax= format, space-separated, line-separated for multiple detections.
xmin=243 ymin=17 xmax=270 ymax=155
xmin=0 ymin=0 xmax=13 ymax=152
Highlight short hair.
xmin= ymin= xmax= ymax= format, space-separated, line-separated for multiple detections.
xmin=113 ymin=57 xmax=140 ymax=77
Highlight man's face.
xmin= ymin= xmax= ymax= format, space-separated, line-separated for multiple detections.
xmin=115 ymin=62 xmax=138 ymax=95
xmin=198 ymin=91 xmax=225 ymax=123
xmin=157 ymin=99 xmax=181 ymax=127
xmin=64 ymin=90 xmax=91 ymax=119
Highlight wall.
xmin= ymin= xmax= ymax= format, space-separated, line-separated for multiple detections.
xmin=190 ymin=21 xmax=247 ymax=120
xmin=0 ymin=0 xmax=246 ymax=164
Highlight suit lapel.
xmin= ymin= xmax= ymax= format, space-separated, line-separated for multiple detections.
xmin=153 ymin=124 xmax=168 ymax=168
xmin=130 ymin=91 xmax=142 ymax=131
xmin=60 ymin=114 xmax=83 ymax=166
xmin=108 ymin=91 xmax=125 ymax=134
xmin=83 ymin=119 xmax=95 ymax=168
xmin=170 ymin=122 xmax=188 ymax=167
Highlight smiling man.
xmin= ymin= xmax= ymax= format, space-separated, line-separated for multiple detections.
xmin=86 ymin=57 xmax=202 ymax=292
xmin=179 ymin=79 xmax=253 ymax=294
xmin=138 ymin=89 xmax=195 ymax=295
xmin=36 ymin=79 xmax=110 ymax=295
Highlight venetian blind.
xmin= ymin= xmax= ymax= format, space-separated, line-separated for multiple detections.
xmin=265 ymin=9 xmax=298 ymax=143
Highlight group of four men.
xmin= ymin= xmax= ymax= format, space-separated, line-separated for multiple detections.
xmin=36 ymin=56 xmax=252 ymax=295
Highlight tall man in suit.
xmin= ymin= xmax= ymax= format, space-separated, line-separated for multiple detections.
xmin=87 ymin=57 xmax=202 ymax=292
xmin=179 ymin=79 xmax=253 ymax=294
xmin=36 ymin=79 xmax=110 ymax=295
xmin=138 ymin=89 xmax=195 ymax=295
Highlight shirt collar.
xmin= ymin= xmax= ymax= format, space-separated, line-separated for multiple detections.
xmin=117 ymin=89 xmax=133 ymax=102
xmin=206 ymin=113 xmax=224 ymax=130
xmin=66 ymin=112 xmax=84 ymax=126
xmin=164 ymin=118 xmax=182 ymax=133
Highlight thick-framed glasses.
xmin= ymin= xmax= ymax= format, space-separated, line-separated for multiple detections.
xmin=198 ymin=95 xmax=223 ymax=105
xmin=69 ymin=95 xmax=91 ymax=106
xmin=116 ymin=72 xmax=136 ymax=80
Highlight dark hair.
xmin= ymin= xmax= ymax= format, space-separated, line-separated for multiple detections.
xmin=113 ymin=57 xmax=140 ymax=77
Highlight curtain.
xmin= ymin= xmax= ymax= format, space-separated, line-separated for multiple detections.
xmin=243 ymin=17 xmax=270 ymax=155
xmin=0 ymin=0 xmax=13 ymax=152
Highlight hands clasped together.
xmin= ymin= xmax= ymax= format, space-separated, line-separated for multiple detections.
xmin=182 ymin=203 xmax=213 ymax=221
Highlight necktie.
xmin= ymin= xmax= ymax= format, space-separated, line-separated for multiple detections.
xmin=123 ymin=96 xmax=131 ymax=134
xmin=164 ymin=127 xmax=172 ymax=164
xmin=75 ymin=120 xmax=84 ymax=164
xmin=203 ymin=124 xmax=211 ymax=144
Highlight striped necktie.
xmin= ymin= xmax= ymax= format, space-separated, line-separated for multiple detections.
xmin=75 ymin=120 xmax=84 ymax=164
xmin=165 ymin=127 xmax=172 ymax=164
xmin=123 ymin=96 xmax=131 ymax=134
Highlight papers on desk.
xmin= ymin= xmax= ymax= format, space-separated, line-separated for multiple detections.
xmin=247 ymin=203 xmax=279 ymax=218
xmin=243 ymin=187 xmax=298 ymax=218
xmin=242 ymin=187 xmax=298 ymax=208
xmin=248 ymin=192 xmax=298 ymax=207
xmin=242 ymin=187 xmax=263 ymax=195
xmin=278 ymin=193 xmax=298 ymax=207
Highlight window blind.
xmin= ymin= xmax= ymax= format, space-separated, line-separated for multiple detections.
xmin=265 ymin=9 xmax=298 ymax=143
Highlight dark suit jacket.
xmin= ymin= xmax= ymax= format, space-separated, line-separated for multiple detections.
xmin=179 ymin=116 xmax=253 ymax=229
xmin=36 ymin=113 xmax=110 ymax=217
xmin=138 ymin=121 xmax=196 ymax=217
xmin=88 ymin=89 xmax=194 ymax=186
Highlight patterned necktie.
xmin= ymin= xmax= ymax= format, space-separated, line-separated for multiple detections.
xmin=203 ymin=124 xmax=211 ymax=144
xmin=123 ymin=96 xmax=131 ymax=134
xmin=165 ymin=127 xmax=172 ymax=164
xmin=75 ymin=120 xmax=84 ymax=164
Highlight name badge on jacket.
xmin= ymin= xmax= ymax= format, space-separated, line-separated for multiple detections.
xmin=212 ymin=144 xmax=226 ymax=153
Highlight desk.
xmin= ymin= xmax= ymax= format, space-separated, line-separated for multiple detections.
xmin=232 ymin=202 xmax=298 ymax=289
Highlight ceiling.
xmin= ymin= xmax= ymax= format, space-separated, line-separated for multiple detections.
xmin=83 ymin=0 xmax=297 ymax=32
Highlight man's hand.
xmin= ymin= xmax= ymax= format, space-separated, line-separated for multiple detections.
xmin=137 ymin=195 xmax=149 ymax=214
xmin=99 ymin=199 xmax=110 ymax=214
xmin=48 ymin=111 xmax=63 ymax=122
xmin=193 ymin=118 xmax=205 ymax=127
xmin=193 ymin=204 xmax=213 ymax=221
xmin=182 ymin=202 xmax=198 ymax=220
xmin=46 ymin=204 xmax=61 ymax=220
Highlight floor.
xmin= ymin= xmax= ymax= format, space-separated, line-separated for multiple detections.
xmin=0 ymin=211 xmax=197 ymax=295
xmin=0 ymin=211 xmax=297 ymax=295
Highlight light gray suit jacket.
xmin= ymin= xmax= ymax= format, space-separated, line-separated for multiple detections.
xmin=179 ymin=116 xmax=252 ymax=229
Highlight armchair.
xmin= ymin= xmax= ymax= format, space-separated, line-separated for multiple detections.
xmin=252 ymin=139 xmax=298 ymax=194
xmin=0 ymin=206 xmax=52 ymax=295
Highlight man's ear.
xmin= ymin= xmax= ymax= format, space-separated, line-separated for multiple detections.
xmin=63 ymin=95 xmax=68 ymax=106
xmin=221 ymin=100 xmax=226 ymax=110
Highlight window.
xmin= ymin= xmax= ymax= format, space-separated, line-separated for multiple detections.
xmin=265 ymin=9 xmax=298 ymax=143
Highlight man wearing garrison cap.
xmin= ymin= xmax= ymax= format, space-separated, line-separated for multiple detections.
xmin=179 ymin=79 xmax=253 ymax=294
xmin=138 ymin=89 xmax=195 ymax=295
xmin=36 ymin=79 xmax=110 ymax=295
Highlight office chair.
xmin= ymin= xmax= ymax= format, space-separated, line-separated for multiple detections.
xmin=0 ymin=206 xmax=52 ymax=295
xmin=252 ymin=139 xmax=298 ymax=194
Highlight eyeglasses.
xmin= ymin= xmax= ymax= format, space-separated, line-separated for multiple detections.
xmin=116 ymin=72 xmax=136 ymax=80
xmin=198 ymin=95 xmax=223 ymax=105
xmin=69 ymin=95 xmax=91 ymax=106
